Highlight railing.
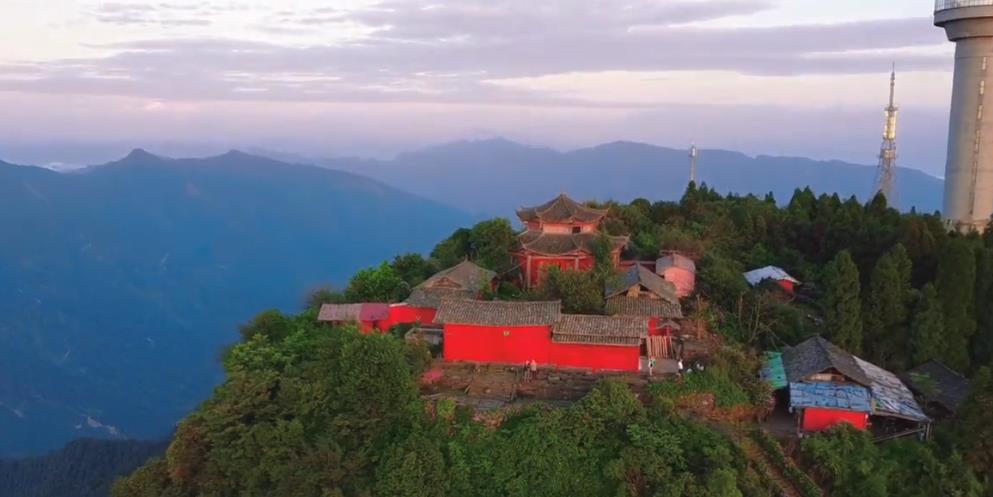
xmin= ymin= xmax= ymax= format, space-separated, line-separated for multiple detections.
xmin=936 ymin=0 xmax=993 ymax=12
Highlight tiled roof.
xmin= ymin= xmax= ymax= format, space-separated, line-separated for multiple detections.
xmin=517 ymin=194 xmax=608 ymax=224
xmin=318 ymin=303 xmax=390 ymax=322
xmin=901 ymin=361 xmax=971 ymax=413
xmin=517 ymin=230 xmax=628 ymax=256
xmin=744 ymin=266 xmax=800 ymax=286
xmin=404 ymin=261 xmax=497 ymax=309
xmin=657 ymin=254 xmax=697 ymax=273
xmin=552 ymin=314 xmax=648 ymax=346
xmin=405 ymin=287 xmax=476 ymax=309
xmin=420 ymin=260 xmax=497 ymax=291
xmin=783 ymin=336 xmax=871 ymax=386
xmin=606 ymin=265 xmax=680 ymax=304
xmin=435 ymin=299 xmax=561 ymax=327
xmin=605 ymin=296 xmax=683 ymax=319
xmin=789 ymin=382 xmax=872 ymax=413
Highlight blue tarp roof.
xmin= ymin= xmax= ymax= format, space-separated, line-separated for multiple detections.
xmin=761 ymin=352 xmax=788 ymax=390
xmin=789 ymin=382 xmax=872 ymax=413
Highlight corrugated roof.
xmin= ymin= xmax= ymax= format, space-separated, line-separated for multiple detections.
xmin=605 ymin=296 xmax=683 ymax=319
xmin=783 ymin=336 xmax=872 ymax=386
xmin=435 ymin=299 xmax=561 ymax=327
xmin=762 ymin=352 xmax=788 ymax=390
xmin=744 ymin=266 xmax=800 ymax=287
xmin=552 ymin=314 xmax=647 ymax=346
xmin=605 ymin=265 xmax=680 ymax=304
xmin=517 ymin=230 xmax=628 ymax=256
xmin=318 ymin=303 xmax=390 ymax=322
xmin=901 ymin=361 xmax=971 ymax=413
xmin=517 ymin=194 xmax=608 ymax=224
xmin=789 ymin=382 xmax=872 ymax=413
xmin=657 ymin=254 xmax=697 ymax=273
xmin=856 ymin=357 xmax=929 ymax=422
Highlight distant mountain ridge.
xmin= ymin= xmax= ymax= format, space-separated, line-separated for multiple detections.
xmin=266 ymin=138 xmax=944 ymax=216
xmin=0 ymin=150 xmax=471 ymax=456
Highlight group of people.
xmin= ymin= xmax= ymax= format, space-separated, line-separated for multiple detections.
xmin=522 ymin=359 xmax=538 ymax=382
xmin=646 ymin=357 xmax=685 ymax=380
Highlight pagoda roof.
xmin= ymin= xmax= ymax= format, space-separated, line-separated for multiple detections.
xmin=518 ymin=231 xmax=628 ymax=257
xmin=517 ymin=194 xmax=608 ymax=224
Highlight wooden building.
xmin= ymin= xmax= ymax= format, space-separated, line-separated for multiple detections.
xmin=515 ymin=194 xmax=628 ymax=288
xmin=605 ymin=265 xmax=683 ymax=335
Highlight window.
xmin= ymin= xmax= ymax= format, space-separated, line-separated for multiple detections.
xmin=572 ymin=226 xmax=581 ymax=234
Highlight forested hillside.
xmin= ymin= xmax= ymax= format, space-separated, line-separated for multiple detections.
xmin=0 ymin=438 xmax=167 ymax=497
xmin=0 ymin=150 xmax=471 ymax=456
xmin=114 ymin=185 xmax=993 ymax=497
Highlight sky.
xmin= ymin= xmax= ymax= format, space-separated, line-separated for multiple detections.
xmin=0 ymin=0 xmax=956 ymax=174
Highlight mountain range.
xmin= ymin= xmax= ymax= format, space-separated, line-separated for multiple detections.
xmin=0 ymin=150 xmax=471 ymax=457
xmin=261 ymin=139 xmax=944 ymax=216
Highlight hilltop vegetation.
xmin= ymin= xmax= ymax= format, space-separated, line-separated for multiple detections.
xmin=113 ymin=184 xmax=993 ymax=497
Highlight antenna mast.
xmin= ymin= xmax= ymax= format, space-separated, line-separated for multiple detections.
xmin=689 ymin=143 xmax=699 ymax=184
xmin=876 ymin=64 xmax=898 ymax=205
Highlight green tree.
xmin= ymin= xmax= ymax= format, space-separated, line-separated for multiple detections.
xmin=823 ymin=250 xmax=864 ymax=354
xmin=863 ymin=245 xmax=912 ymax=368
xmin=345 ymin=262 xmax=409 ymax=302
xmin=391 ymin=253 xmax=438 ymax=287
xmin=431 ymin=228 xmax=472 ymax=268
xmin=238 ymin=309 xmax=294 ymax=342
xmin=974 ymin=248 xmax=993 ymax=368
xmin=958 ymin=367 xmax=993 ymax=489
xmin=937 ymin=238 xmax=977 ymax=371
xmin=910 ymin=284 xmax=945 ymax=366
xmin=532 ymin=267 xmax=603 ymax=315
xmin=469 ymin=218 xmax=517 ymax=273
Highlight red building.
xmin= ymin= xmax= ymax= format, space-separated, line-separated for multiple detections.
xmin=397 ymin=260 xmax=498 ymax=326
xmin=605 ymin=265 xmax=683 ymax=339
xmin=436 ymin=299 xmax=562 ymax=365
xmin=515 ymin=194 xmax=628 ymax=288
xmin=770 ymin=336 xmax=929 ymax=436
xmin=436 ymin=299 xmax=648 ymax=372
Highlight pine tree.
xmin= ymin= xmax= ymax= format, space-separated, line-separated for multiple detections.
xmin=973 ymin=248 xmax=993 ymax=368
xmin=910 ymin=284 xmax=945 ymax=366
xmin=937 ymin=238 xmax=977 ymax=371
xmin=958 ymin=367 xmax=993 ymax=485
xmin=863 ymin=245 xmax=912 ymax=369
xmin=823 ymin=250 xmax=863 ymax=354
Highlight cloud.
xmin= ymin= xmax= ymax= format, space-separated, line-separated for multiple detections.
xmin=0 ymin=1 xmax=950 ymax=107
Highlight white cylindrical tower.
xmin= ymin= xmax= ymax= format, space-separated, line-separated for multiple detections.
xmin=936 ymin=0 xmax=993 ymax=232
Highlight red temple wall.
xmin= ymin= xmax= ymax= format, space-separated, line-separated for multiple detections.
xmin=382 ymin=304 xmax=437 ymax=328
xmin=519 ymin=255 xmax=598 ymax=287
xmin=801 ymin=408 xmax=869 ymax=432
xmin=443 ymin=324 xmax=552 ymax=365
xmin=549 ymin=343 xmax=640 ymax=372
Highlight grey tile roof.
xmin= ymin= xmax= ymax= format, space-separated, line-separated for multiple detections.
xmin=855 ymin=357 xmax=929 ymax=422
xmin=517 ymin=230 xmax=628 ymax=256
xmin=783 ymin=336 xmax=871 ymax=386
xmin=901 ymin=361 xmax=970 ymax=413
xmin=606 ymin=265 xmax=680 ymax=303
xmin=517 ymin=194 xmax=608 ymax=224
xmin=318 ymin=303 xmax=390 ymax=322
xmin=435 ymin=299 xmax=561 ymax=327
xmin=605 ymin=296 xmax=683 ymax=319
xmin=404 ymin=261 xmax=497 ymax=309
xmin=552 ymin=314 xmax=648 ymax=346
